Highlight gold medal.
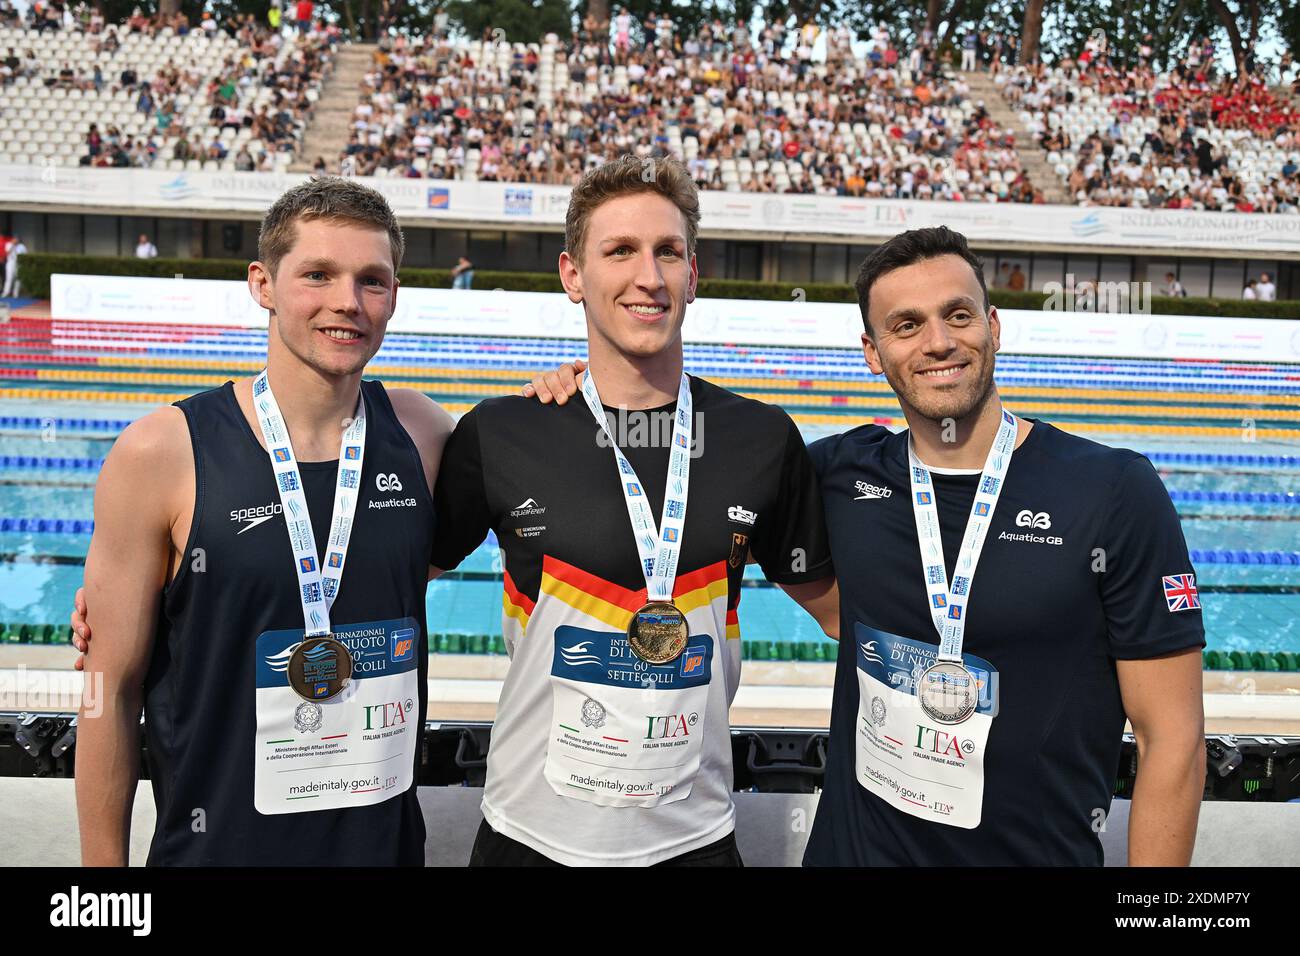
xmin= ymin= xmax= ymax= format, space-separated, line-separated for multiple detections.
xmin=287 ymin=635 xmax=353 ymax=702
xmin=627 ymin=601 xmax=689 ymax=664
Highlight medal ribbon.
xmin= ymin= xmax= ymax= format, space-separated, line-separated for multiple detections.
xmin=906 ymin=408 xmax=1018 ymax=662
xmin=580 ymin=370 xmax=692 ymax=603
xmin=252 ymin=369 xmax=366 ymax=638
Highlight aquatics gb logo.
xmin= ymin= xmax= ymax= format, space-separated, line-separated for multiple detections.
xmin=1015 ymin=510 xmax=1051 ymax=530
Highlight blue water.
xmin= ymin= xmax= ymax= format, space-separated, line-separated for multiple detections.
xmin=2 ymin=332 xmax=1296 ymax=653
xmin=1 ymin=413 xmax=1295 ymax=655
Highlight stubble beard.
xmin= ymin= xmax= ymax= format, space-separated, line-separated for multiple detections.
xmin=887 ymin=344 xmax=997 ymax=426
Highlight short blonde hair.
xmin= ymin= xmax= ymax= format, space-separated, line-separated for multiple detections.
xmin=258 ymin=176 xmax=405 ymax=277
xmin=564 ymin=155 xmax=700 ymax=265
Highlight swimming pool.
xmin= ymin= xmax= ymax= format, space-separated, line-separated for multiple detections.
xmin=0 ymin=320 xmax=1296 ymax=659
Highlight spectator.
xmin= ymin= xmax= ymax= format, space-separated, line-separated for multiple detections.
xmin=344 ymin=27 xmax=1027 ymax=201
xmin=1242 ymin=278 xmax=1257 ymax=300
xmin=294 ymin=0 xmax=312 ymax=35
xmin=451 ymin=255 xmax=475 ymax=289
xmin=994 ymin=262 xmax=1010 ymax=288
xmin=1256 ymin=272 xmax=1276 ymax=301
xmin=1164 ymin=272 xmax=1186 ymax=297
xmin=1001 ymin=39 xmax=1300 ymax=214
xmin=613 ymin=6 xmax=632 ymax=61
xmin=961 ymin=31 xmax=978 ymax=73
xmin=2 ymin=234 xmax=25 ymax=298
xmin=1007 ymin=263 xmax=1026 ymax=291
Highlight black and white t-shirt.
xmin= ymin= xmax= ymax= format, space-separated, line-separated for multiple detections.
xmin=432 ymin=375 xmax=832 ymax=865
xmin=803 ymin=419 xmax=1205 ymax=866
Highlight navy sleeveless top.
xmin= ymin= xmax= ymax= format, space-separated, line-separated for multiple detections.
xmin=142 ymin=380 xmax=432 ymax=865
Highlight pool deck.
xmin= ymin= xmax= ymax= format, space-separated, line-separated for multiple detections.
xmin=4 ymin=645 xmax=1297 ymax=734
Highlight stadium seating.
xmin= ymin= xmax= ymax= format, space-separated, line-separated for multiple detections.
xmin=998 ymin=58 xmax=1300 ymax=214
xmin=0 ymin=20 xmax=333 ymax=171
xmin=2 ymin=13 xmax=1294 ymax=214
xmin=341 ymin=31 xmax=1033 ymax=202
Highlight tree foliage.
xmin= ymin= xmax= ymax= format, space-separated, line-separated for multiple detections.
xmin=82 ymin=0 xmax=1292 ymax=67
xmin=444 ymin=0 xmax=572 ymax=42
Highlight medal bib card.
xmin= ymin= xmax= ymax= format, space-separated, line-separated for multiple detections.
xmin=253 ymin=617 xmax=420 ymax=815
xmin=853 ymin=622 xmax=999 ymax=830
xmin=544 ymin=625 xmax=714 ymax=808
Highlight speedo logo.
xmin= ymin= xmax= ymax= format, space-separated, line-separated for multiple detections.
xmin=854 ymin=481 xmax=893 ymax=500
xmin=231 ymin=502 xmax=283 ymax=533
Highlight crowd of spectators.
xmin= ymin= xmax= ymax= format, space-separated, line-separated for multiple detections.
xmin=2 ymin=0 xmax=240 ymax=39
xmin=337 ymin=16 xmax=1039 ymax=202
xmin=1000 ymin=34 xmax=1300 ymax=213
xmin=0 ymin=2 xmax=337 ymax=170
xmin=5 ymin=4 xmax=1296 ymax=214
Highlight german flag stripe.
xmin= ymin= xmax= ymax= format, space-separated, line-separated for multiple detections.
xmin=502 ymin=569 xmax=534 ymax=629
xmin=541 ymin=556 xmax=645 ymax=613
xmin=673 ymin=561 xmax=730 ymax=616
xmin=539 ymin=556 xmax=732 ymax=632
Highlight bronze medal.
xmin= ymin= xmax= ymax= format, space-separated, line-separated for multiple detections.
xmin=627 ymin=601 xmax=689 ymax=664
xmin=287 ymin=635 xmax=353 ymax=702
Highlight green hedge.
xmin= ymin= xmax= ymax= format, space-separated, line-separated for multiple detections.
xmin=16 ymin=252 xmax=1299 ymax=319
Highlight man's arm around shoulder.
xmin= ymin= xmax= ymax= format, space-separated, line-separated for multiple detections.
xmin=77 ymin=407 xmax=190 ymax=866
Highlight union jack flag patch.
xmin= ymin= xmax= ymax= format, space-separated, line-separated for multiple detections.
xmin=1163 ymin=574 xmax=1200 ymax=612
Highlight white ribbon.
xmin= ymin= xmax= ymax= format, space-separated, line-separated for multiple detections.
xmin=580 ymin=371 xmax=692 ymax=603
xmin=252 ymin=369 xmax=366 ymax=637
xmin=906 ymin=408 xmax=1018 ymax=661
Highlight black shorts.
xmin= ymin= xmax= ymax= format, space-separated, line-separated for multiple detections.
xmin=468 ymin=819 xmax=743 ymax=867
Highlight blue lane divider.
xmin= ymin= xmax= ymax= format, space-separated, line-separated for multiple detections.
xmin=0 ymin=416 xmax=132 ymax=432
xmin=1190 ymin=549 xmax=1300 ymax=565
xmin=0 ymin=517 xmax=94 ymax=534
xmin=1168 ymin=490 xmax=1299 ymax=505
xmin=1 ymin=451 xmax=1298 ymax=508
xmin=3 ymin=520 xmax=1298 ymax=565
xmin=0 ymin=455 xmax=105 ymax=469
xmin=1144 ymin=452 xmax=1300 ymax=468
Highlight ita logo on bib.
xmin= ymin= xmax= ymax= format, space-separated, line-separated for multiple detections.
xmin=853 ymin=623 xmax=999 ymax=829
xmin=545 ymin=625 xmax=714 ymax=808
xmin=254 ymin=617 xmax=421 ymax=815
xmin=858 ymin=408 xmax=1017 ymax=828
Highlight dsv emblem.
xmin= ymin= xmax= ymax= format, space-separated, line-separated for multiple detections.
xmin=376 ymin=473 xmax=404 ymax=493
xmin=1015 ymin=510 xmax=1051 ymax=530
